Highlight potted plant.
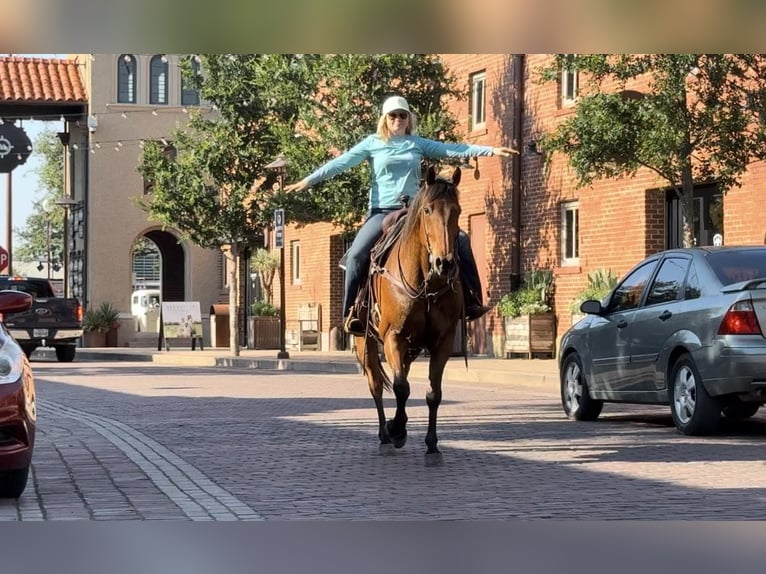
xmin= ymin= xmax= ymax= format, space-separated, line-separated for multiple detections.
xmin=82 ymin=302 xmax=121 ymax=347
xmin=570 ymin=269 xmax=619 ymax=325
xmin=247 ymin=299 xmax=281 ymax=350
xmin=499 ymin=270 xmax=556 ymax=358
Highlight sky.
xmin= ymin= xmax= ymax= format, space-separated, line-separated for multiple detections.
xmin=0 ymin=55 xmax=66 ymax=250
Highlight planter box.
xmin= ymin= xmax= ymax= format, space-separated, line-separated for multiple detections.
xmin=504 ymin=313 xmax=556 ymax=359
xmin=83 ymin=331 xmax=107 ymax=348
xmin=248 ymin=316 xmax=281 ymax=350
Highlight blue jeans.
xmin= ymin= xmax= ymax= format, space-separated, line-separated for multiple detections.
xmin=343 ymin=210 xmax=483 ymax=314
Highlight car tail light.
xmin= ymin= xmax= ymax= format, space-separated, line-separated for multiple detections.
xmin=718 ymin=300 xmax=762 ymax=335
xmin=76 ymin=304 xmax=83 ymax=322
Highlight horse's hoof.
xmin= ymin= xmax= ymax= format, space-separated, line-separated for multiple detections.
xmin=424 ymin=452 xmax=444 ymax=467
xmin=378 ymin=443 xmax=395 ymax=455
xmin=392 ymin=434 xmax=407 ymax=449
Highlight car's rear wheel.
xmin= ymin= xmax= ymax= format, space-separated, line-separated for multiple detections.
xmin=54 ymin=345 xmax=76 ymax=363
xmin=561 ymin=352 xmax=603 ymax=421
xmin=0 ymin=467 xmax=29 ymax=499
xmin=721 ymin=399 xmax=760 ymax=419
xmin=669 ymin=353 xmax=720 ymax=435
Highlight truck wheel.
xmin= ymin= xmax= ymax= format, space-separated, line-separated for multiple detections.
xmin=20 ymin=344 xmax=36 ymax=359
xmin=55 ymin=345 xmax=76 ymax=362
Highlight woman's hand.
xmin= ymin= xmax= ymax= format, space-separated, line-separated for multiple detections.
xmin=284 ymin=179 xmax=309 ymax=193
xmin=492 ymin=146 xmax=520 ymax=157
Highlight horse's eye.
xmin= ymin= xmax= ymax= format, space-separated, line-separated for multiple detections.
xmin=423 ymin=206 xmax=432 ymax=215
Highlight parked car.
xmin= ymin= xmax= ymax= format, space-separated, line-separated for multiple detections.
xmin=0 ymin=290 xmax=37 ymax=498
xmin=559 ymin=246 xmax=766 ymax=436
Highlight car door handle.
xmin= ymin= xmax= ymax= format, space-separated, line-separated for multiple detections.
xmin=658 ymin=310 xmax=672 ymax=321
xmin=616 ymin=319 xmax=628 ymax=329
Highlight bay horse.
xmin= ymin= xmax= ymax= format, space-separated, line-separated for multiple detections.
xmin=354 ymin=166 xmax=464 ymax=466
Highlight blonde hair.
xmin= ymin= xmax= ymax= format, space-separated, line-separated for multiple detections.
xmin=376 ymin=110 xmax=418 ymax=142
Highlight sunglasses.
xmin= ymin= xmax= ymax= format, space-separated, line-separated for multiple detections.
xmin=387 ymin=111 xmax=409 ymax=120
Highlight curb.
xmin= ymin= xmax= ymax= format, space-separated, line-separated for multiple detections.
xmin=31 ymin=348 xmax=558 ymax=388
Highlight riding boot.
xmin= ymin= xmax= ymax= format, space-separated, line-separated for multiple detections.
xmin=464 ymin=288 xmax=490 ymax=321
xmin=343 ymin=306 xmax=366 ymax=336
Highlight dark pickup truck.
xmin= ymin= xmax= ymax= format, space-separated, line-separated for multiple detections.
xmin=0 ymin=276 xmax=83 ymax=362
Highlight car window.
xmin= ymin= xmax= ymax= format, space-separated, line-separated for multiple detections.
xmin=645 ymin=257 xmax=689 ymax=306
xmin=707 ymin=250 xmax=766 ymax=286
xmin=684 ymin=263 xmax=701 ymax=300
xmin=606 ymin=260 xmax=657 ymax=313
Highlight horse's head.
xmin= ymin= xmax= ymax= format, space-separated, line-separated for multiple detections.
xmin=408 ymin=166 xmax=462 ymax=278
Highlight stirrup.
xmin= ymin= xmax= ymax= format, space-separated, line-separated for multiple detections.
xmin=343 ymin=310 xmax=366 ymax=336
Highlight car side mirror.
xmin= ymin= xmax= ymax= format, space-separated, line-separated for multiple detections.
xmin=580 ymin=299 xmax=604 ymax=315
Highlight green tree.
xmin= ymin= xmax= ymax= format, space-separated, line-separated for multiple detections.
xmin=14 ymin=129 xmax=65 ymax=266
xmin=137 ymin=54 xmax=464 ymax=355
xmin=539 ymin=54 xmax=766 ymax=247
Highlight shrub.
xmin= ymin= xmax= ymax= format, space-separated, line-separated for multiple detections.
xmin=83 ymin=301 xmax=120 ymax=333
xmin=250 ymin=300 xmax=280 ymax=317
xmin=498 ymin=270 xmax=554 ymax=318
xmin=570 ymin=268 xmax=619 ymax=313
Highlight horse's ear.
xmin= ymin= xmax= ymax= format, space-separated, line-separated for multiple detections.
xmin=452 ymin=167 xmax=462 ymax=187
xmin=426 ymin=166 xmax=436 ymax=185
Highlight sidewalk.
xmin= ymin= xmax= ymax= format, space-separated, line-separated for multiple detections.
xmin=33 ymin=346 xmax=560 ymax=389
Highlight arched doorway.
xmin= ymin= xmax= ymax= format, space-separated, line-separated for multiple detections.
xmin=131 ymin=230 xmax=186 ymax=303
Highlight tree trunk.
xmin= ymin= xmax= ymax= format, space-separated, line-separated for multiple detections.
xmin=679 ymin=160 xmax=696 ymax=248
xmin=228 ymin=243 xmax=241 ymax=356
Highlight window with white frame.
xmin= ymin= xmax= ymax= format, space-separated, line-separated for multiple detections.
xmin=470 ymin=71 xmax=486 ymax=131
xmin=561 ymin=201 xmax=579 ymax=264
xmin=150 ymin=55 xmax=169 ymax=105
xmin=561 ymin=56 xmax=579 ymax=107
xmin=117 ymin=54 xmax=137 ymax=104
xmin=291 ymin=240 xmax=301 ymax=284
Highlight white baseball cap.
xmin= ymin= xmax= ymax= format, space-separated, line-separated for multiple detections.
xmin=381 ymin=95 xmax=411 ymax=116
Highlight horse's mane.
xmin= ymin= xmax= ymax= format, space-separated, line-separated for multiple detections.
xmin=402 ymin=176 xmax=460 ymax=239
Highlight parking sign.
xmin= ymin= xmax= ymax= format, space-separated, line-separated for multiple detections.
xmin=274 ymin=208 xmax=285 ymax=249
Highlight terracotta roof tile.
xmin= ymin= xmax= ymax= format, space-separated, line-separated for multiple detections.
xmin=0 ymin=57 xmax=87 ymax=103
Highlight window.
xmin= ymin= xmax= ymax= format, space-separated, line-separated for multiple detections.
xmin=684 ymin=263 xmax=701 ymax=300
xmin=291 ymin=240 xmax=301 ymax=284
xmin=117 ymin=54 xmax=137 ymax=104
xmin=469 ymin=71 xmax=486 ymax=131
xmin=561 ymin=201 xmax=579 ymax=265
xmin=645 ymin=257 xmax=689 ymax=306
xmin=607 ymin=260 xmax=658 ymax=313
xmin=181 ymin=56 xmax=201 ymax=106
xmin=665 ymin=184 xmax=723 ymax=248
xmin=150 ymin=55 xmax=169 ymax=105
xmin=561 ymin=55 xmax=579 ymax=107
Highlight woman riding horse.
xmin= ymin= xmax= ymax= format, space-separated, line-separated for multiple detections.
xmin=285 ymin=95 xmax=517 ymax=336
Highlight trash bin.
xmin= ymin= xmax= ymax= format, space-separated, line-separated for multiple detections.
xmin=209 ymin=304 xmax=230 ymax=348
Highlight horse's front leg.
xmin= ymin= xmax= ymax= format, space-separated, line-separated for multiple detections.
xmin=383 ymin=333 xmax=410 ymax=449
xmin=424 ymin=330 xmax=454 ymax=466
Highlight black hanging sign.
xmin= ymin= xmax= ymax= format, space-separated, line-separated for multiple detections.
xmin=0 ymin=121 xmax=32 ymax=173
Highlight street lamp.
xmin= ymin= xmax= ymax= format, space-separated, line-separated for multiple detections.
xmin=54 ymin=197 xmax=78 ymax=298
xmin=265 ymin=155 xmax=289 ymax=360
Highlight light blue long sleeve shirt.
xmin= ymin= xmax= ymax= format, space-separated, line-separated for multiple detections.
xmin=304 ymin=134 xmax=495 ymax=210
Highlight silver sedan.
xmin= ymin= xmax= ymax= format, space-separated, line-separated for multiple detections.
xmin=559 ymin=246 xmax=766 ymax=435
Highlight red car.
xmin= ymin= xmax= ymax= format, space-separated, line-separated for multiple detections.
xmin=0 ymin=290 xmax=36 ymax=498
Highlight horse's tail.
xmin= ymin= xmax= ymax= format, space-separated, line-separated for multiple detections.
xmin=357 ymin=336 xmax=393 ymax=393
